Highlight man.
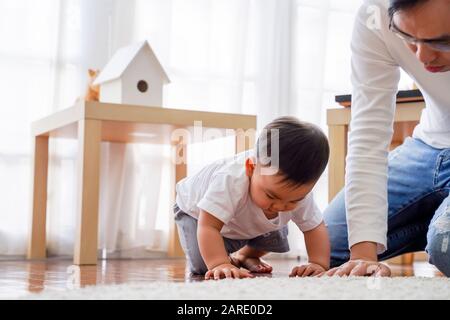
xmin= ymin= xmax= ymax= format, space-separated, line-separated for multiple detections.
xmin=324 ymin=0 xmax=450 ymax=277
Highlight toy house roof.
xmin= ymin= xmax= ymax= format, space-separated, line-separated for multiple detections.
xmin=94 ymin=40 xmax=170 ymax=85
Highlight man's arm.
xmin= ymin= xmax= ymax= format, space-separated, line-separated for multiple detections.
xmin=327 ymin=1 xmax=399 ymax=276
xmin=350 ymin=241 xmax=378 ymax=261
xmin=346 ymin=1 xmax=399 ymax=257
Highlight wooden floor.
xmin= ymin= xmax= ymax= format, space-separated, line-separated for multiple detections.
xmin=0 ymin=258 xmax=443 ymax=299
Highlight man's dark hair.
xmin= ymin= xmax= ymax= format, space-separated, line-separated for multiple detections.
xmin=256 ymin=116 xmax=329 ymax=187
xmin=388 ymin=0 xmax=428 ymax=21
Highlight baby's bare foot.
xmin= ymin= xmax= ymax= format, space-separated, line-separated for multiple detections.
xmin=231 ymin=254 xmax=273 ymax=273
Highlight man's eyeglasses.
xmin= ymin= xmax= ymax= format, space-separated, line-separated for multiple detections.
xmin=389 ymin=21 xmax=450 ymax=52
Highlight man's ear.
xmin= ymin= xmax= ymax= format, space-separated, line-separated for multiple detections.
xmin=245 ymin=157 xmax=256 ymax=177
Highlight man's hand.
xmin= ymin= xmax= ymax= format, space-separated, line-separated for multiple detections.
xmin=205 ymin=263 xmax=254 ymax=280
xmin=322 ymin=259 xmax=391 ymax=277
xmin=289 ymin=263 xmax=326 ymax=277
xmin=319 ymin=241 xmax=391 ymax=277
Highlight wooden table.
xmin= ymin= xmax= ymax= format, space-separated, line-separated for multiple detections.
xmin=28 ymin=101 xmax=257 ymax=265
xmin=327 ymin=101 xmax=424 ymax=201
xmin=327 ymin=101 xmax=425 ymax=264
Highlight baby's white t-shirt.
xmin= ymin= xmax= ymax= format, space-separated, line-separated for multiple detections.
xmin=175 ymin=151 xmax=323 ymax=240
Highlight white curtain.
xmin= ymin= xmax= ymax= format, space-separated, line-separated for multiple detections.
xmin=1 ymin=0 xmax=413 ymax=259
xmin=0 ymin=0 xmax=169 ymax=258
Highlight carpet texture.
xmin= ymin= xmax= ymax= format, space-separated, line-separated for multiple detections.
xmin=23 ymin=277 xmax=450 ymax=300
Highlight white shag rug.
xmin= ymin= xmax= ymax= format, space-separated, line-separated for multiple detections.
xmin=23 ymin=277 xmax=450 ymax=300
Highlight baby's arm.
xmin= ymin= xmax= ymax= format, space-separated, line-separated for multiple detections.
xmin=304 ymin=222 xmax=330 ymax=269
xmin=290 ymin=222 xmax=330 ymax=277
xmin=198 ymin=210 xmax=253 ymax=280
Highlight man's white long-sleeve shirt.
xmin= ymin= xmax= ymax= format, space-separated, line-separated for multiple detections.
xmin=347 ymin=0 xmax=450 ymax=253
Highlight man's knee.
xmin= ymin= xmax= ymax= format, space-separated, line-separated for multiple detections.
xmin=323 ymin=194 xmax=348 ymax=245
xmin=427 ymin=212 xmax=450 ymax=277
xmin=323 ymin=189 xmax=346 ymax=227
xmin=323 ymin=190 xmax=350 ymax=266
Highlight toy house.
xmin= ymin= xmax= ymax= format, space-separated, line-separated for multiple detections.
xmin=94 ymin=40 xmax=170 ymax=107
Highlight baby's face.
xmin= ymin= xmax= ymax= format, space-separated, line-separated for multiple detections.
xmin=247 ymin=163 xmax=315 ymax=216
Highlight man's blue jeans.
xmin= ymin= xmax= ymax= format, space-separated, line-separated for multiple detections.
xmin=324 ymin=137 xmax=450 ymax=276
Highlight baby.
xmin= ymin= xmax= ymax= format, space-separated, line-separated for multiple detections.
xmin=174 ymin=116 xmax=330 ymax=280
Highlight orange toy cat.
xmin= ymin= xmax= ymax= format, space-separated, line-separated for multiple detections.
xmin=84 ymin=69 xmax=100 ymax=101
xmin=74 ymin=69 xmax=100 ymax=105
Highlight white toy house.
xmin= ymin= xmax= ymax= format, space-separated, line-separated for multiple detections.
xmin=94 ymin=40 xmax=170 ymax=107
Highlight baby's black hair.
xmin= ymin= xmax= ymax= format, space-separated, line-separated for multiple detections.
xmin=256 ymin=116 xmax=329 ymax=187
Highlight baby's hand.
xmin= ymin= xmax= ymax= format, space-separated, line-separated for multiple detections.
xmin=289 ymin=263 xmax=326 ymax=277
xmin=205 ymin=263 xmax=254 ymax=280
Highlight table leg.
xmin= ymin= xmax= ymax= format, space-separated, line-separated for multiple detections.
xmin=328 ymin=125 xmax=347 ymax=203
xmin=27 ymin=135 xmax=49 ymax=260
xmin=235 ymin=128 xmax=256 ymax=154
xmin=74 ymin=120 xmax=101 ymax=265
xmin=168 ymin=141 xmax=187 ymax=258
